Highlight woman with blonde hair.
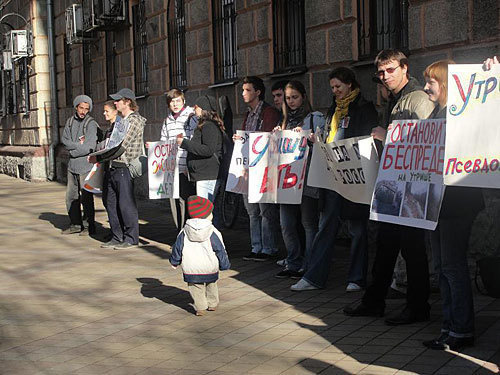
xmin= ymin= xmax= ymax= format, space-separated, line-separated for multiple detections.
xmin=422 ymin=60 xmax=484 ymax=351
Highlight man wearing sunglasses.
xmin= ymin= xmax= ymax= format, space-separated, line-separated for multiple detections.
xmin=344 ymin=49 xmax=435 ymax=325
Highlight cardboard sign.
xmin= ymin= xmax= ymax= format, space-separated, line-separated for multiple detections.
xmin=307 ymin=136 xmax=378 ymax=205
xmin=445 ymin=64 xmax=500 ymax=188
xmin=147 ymin=140 xmax=179 ymax=199
xmin=225 ymin=130 xmax=249 ymax=194
xmin=82 ymin=162 xmax=103 ymax=194
xmin=370 ymin=119 xmax=446 ymax=230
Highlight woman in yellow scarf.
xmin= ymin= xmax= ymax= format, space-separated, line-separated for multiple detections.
xmin=291 ymin=67 xmax=379 ymax=292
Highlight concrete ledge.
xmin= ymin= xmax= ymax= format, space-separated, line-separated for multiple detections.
xmin=0 ymin=145 xmax=50 ymax=181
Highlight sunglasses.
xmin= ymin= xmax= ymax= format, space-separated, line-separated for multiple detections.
xmin=375 ymin=65 xmax=400 ymax=77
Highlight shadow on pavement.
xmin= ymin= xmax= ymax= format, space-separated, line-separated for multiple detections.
xmin=136 ymin=277 xmax=193 ymax=313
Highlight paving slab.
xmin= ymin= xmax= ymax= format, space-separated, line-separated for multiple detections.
xmin=0 ymin=174 xmax=499 ymax=374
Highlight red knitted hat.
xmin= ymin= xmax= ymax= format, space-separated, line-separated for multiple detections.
xmin=187 ymin=195 xmax=213 ymax=219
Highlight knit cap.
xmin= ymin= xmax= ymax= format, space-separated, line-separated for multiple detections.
xmin=73 ymin=95 xmax=93 ymax=112
xmin=187 ymin=195 xmax=213 ymax=219
xmin=194 ymin=95 xmax=218 ymax=114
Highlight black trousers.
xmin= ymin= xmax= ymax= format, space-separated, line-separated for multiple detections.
xmin=362 ymin=222 xmax=430 ymax=313
xmin=102 ymin=167 xmax=139 ymax=245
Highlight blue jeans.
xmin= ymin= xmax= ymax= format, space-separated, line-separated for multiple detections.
xmin=431 ymin=216 xmax=475 ymax=338
xmin=196 ymin=179 xmax=217 ymax=202
xmin=302 ymin=189 xmax=369 ymax=288
xmin=243 ymin=197 xmax=279 ymax=255
xmin=280 ymin=196 xmax=319 ymax=272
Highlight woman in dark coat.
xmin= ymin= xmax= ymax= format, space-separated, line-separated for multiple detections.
xmin=291 ymin=67 xmax=379 ymax=292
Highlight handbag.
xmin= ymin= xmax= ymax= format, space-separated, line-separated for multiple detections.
xmin=128 ymin=142 xmax=147 ymax=179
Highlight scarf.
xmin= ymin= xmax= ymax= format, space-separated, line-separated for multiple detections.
xmin=326 ymin=88 xmax=360 ymax=143
xmin=285 ymin=105 xmax=307 ymax=130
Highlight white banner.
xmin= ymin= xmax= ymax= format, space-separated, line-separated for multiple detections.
xmin=82 ymin=162 xmax=103 ymax=194
xmin=307 ymin=136 xmax=378 ymax=205
xmin=370 ymin=119 xmax=446 ymax=230
xmin=147 ymin=140 xmax=179 ymax=199
xmin=248 ymin=130 xmax=310 ymax=204
xmin=445 ymin=64 xmax=500 ymax=188
xmin=225 ymin=130 xmax=249 ymax=194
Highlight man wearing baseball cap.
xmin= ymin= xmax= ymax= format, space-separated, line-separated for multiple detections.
xmin=88 ymin=88 xmax=146 ymax=250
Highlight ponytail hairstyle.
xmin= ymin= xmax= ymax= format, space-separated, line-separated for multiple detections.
xmin=423 ymin=59 xmax=455 ymax=108
xmin=281 ymin=80 xmax=312 ymax=129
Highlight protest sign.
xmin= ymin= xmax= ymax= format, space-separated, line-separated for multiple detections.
xmin=370 ymin=119 xmax=446 ymax=230
xmin=445 ymin=64 xmax=500 ymax=188
xmin=90 ymin=117 xmax=129 ymax=157
xmin=147 ymin=140 xmax=179 ymax=199
xmin=307 ymin=136 xmax=378 ymax=205
xmin=82 ymin=162 xmax=103 ymax=194
xmin=225 ymin=130 xmax=249 ymax=194
xmin=248 ymin=130 xmax=310 ymax=204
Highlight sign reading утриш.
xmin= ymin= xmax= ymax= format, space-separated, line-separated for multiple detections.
xmin=445 ymin=64 xmax=500 ymax=189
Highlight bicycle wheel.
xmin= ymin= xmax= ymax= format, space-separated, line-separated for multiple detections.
xmin=221 ymin=189 xmax=241 ymax=229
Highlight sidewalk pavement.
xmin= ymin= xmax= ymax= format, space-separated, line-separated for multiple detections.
xmin=0 ymin=173 xmax=499 ymax=375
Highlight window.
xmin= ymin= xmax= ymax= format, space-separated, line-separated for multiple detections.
xmin=15 ymin=58 xmax=30 ymax=114
xmin=167 ymin=0 xmax=187 ymax=88
xmin=64 ymin=38 xmax=73 ymax=107
xmin=212 ymin=0 xmax=237 ymax=83
xmin=83 ymin=41 xmax=92 ymax=96
xmin=358 ymin=0 xmax=409 ymax=59
xmin=1 ymin=69 xmax=14 ymax=115
xmin=272 ymin=0 xmax=306 ymax=74
xmin=105 ymin=32 xmax=117 ymax=95
xmin=133 ymin=0 xmax=148 ymax=96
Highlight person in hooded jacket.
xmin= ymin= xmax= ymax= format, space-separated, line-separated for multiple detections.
xmin=170 ymin=195 xmax=230 ymax=316
xmin=291 ymin=67 xmax=379 ymax=292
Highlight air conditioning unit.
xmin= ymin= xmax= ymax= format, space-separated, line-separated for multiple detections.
xmin=82 ymin=0 xmax=129 ymax=32
xmin=9 ymin=30 xmax=33 ymax=60
xmin=66 ymin=4 xmax=85 ymax=44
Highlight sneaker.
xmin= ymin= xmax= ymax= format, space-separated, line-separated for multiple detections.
xmin=113 ymin=242 xmax=138 ymax=250
xmin=100 ymin=240 xmax=122 ymax=248
xmin=346 ymin=282 xmax=363 ymax=292
xmin=275 ymin=268 xmax=304 ymax=279
xmin=253 ymin=253 xmax=275 ymax=262
xmin=276 ymin=259 xmax=287 ymax=267
xmin=61 ymin=225 xmax=82 ymax=235
xmin=291 ymin=278 xmax=319 ymax=291
xmin=242 ymin=252 xmax=258 ymax=261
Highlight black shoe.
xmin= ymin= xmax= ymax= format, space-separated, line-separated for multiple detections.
xmin=243 ymin=252 xmax=258 ymax=261
xmin=253 ymin=253 xmax=275 ymax=262
xmin=427 ymin=336 xmax=474 ymax=351
xmin=114 ymin=242 xmax=138 ymax=250
xmin=423 ymin=333 xmax=449 ymax=348
xmin=61 ymin=225 xmax=82 ymax=235
xmin=100 ymin=240 xmax=122 ymax=248
xmin=385 ymin=306 xmax=430 ymax=326
xmin=343 ymin=302 xmax=384 ymax=317
xmin=386 ymin=287 xmax=407 ymax=299
xmin=79 ymin=226 xmax=96 ymax=236
xmin=275 ymin=269 xmax=304 ymax=279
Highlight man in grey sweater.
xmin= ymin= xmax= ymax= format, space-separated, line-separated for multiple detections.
xmin=61 ymin=95 xmax=98 ymax=235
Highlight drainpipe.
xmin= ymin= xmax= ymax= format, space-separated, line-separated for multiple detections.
xmin=46 ymin=0 xmax=59 ymax=180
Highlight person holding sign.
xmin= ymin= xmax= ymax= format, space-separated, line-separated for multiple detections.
xmin=291 ymin=67 xmax=378 ymax=291
xmin=422 ymin=60 xmax=485 ymax=351
xmin=88 ymin=88 xmax=146 ymax=250
xmin=176 ymin=95 xmax=223 ymax=202
xmin=161 ymin=89 xmax=196 ymax=230
xmin=238 ymin=76 xmax=281 ymax=262
xmin=344 ymin=49 xmax=435 ymax=325
xmin=274 ymin=81 xmax=324 ymax=279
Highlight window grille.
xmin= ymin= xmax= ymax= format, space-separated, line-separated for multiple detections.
xmin=15 ymin=58 xmax=30 ymax=114
xmin=1 ymin=70 xmax=14 ymax=115
xmin=105 ymin=32 xmax=117 ymax=95
xmin=358 ymin=0 xmax=409 ymax=59
xmin=83 ymin=42 xmax=92 ymax=96
xmin=167 ymin=0 xmax=187 ymax=88
xmin=132 ymin=0 xmax=148 ymax=96
xmin=213 ymin=0 xmax=237 ymax=82
xmin=272 ymin=0 xmax=306 ymax=73
xmin=64 ymin=37 xmax=73 ymax=107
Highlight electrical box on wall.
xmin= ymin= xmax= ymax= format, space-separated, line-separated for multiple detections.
xmin=9 ymin=30 xmax=33 ymax=60
xmin=82 ymin=0 xmax=129 ymax=32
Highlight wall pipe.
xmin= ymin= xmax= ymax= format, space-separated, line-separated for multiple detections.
xmin=46 ymin=0 xmax=59 ymax=180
